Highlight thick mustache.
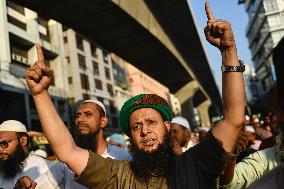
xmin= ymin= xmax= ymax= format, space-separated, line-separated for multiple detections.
xmin=0 ymin=153 xmax=8 ymax=156
xmin=77 ymin=124 xmax=89 ymax=128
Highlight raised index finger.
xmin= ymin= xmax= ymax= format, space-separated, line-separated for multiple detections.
xmin=205 ymin=0 xmax=215 ymax=20
xmin=35 ymin=43 xmax=44 ymax=65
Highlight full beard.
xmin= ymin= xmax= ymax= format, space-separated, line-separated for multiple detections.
xmin=0 ymin=143 xmax=27 ymax=178
xmin=129 ymin=132 xmax=173 ymax=183
xmin=75 ymin=133 xmax=98 ymax=151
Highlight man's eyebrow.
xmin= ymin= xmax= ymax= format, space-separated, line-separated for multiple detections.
xmin=83 ymin=110 xmax=94 ymax=114
xmin=0 ymin=138 xmax=8 ymax=142
xmin=145 ymin=117 xmax=156 ymax=121
xmin=131 ymin=121 xmax=142 ymax=125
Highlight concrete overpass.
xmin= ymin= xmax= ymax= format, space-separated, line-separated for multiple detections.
xmin=12 ymin=0 xmax=222 ymax=127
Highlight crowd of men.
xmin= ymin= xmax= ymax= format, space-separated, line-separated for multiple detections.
xmin=1 ymin=1 xmax=284 ymax=188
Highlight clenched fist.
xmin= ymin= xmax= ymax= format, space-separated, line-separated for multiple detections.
xmin=25 ymin=43 xmax=53 ymax=96
xmin=204 ymin=0 xmax=236 ymax=51
xmin=14 ymin=176 xmax=37 ymax=189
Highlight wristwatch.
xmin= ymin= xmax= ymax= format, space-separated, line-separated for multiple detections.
xmin=221 ymin=60 xmax=245 ymax=72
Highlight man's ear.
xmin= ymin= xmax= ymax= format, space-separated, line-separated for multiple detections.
xmin=100 ymin=116 xmax=109 ymax=129
xmin=164 ymin=121 xmax=171 ymax=131
xmin=185 ymin=129 xmax=191 ymax=139
xmin=19 ymin=135 xmax=28 ymax=146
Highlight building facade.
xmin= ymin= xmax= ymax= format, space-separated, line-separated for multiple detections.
xmin=239 ymin=0 xmax=284 ymax=111
xmin=126 ymin=63 xmax=170 ymax=102
xmin=1 ymin=0 xmax=184 ymax=134
xmin=0 ymin=0 xmax=70 ymax=130
xmin=63 ymin=29 xmax=119 ymax=132
xmin=110 ymin=54 xmax=131 ymax=111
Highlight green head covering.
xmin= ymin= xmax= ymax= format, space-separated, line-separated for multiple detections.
xmin=120 ymin=94 xmax=172 ymax=136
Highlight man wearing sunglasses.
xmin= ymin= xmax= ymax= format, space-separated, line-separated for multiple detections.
xmin=0 ymin=120 xmax=82 ymax=189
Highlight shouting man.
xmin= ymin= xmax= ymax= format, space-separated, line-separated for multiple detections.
xmin=24 ymin=1 xmax=245 ymax=188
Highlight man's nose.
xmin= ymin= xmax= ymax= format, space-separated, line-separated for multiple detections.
xmin=77 ymin=116 xmax=85 ymax=123
xmin=140 ymin=124 xmax=150 ymax=136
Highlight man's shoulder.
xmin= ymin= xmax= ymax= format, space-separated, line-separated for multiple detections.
xmin=26 ymin=154 xmax=51 ymax=165
xmin=238 ymin=145 xmax=279 ymax=167
xmin=25 ymin=154 xmax=66 ymax=171
xmin=107 ymin=144 xmax=131 ymax=160
xmin=248 ymin=145 xmax=278 ymax=159
xmin=108 ymin=144 xmax=127 ymax=152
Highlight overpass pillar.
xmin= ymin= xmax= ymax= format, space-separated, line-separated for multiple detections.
xmin=197 ymin=99 xmax=212 ymax=128
xmin=175 ymin=81 xmax=199 ymax=129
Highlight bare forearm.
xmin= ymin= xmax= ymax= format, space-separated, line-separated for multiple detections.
xmin=221 ymin=47 xmax=245 ymax=126
xmin=212 ymin=47 xmax=245 ymax=152
xmin=33 ymin=91 xmax=76 ymax=161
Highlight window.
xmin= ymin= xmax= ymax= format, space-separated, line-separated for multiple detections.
xmin=78 ymin=54 xmax=86 ymax=70
xmin=82 ymin=93 xmax=90 ymax=100
xmin=80 ymin=73 xmax=90 ymax=90
xmin=97 ymin=97 xmax=104 ymax=103
xmin=11 ymin=46 xmax=27 ymax=64
xmin=107 ymin=83 xmax=114 ymax=96
xmin=68 ymin=77 xmax=73 ymax=84
xmin=103 ymin=50 xmax=108 ymax=63
xmin=38 ymin=17 xmax=50 ymax=42
xmin=7 ymin=15 xmax=26 ymax=30
xmin=66 ymin=56 xmax=70 ymax=64
xmin=109 ymin=101 xmax=117 ymax=114
xmin=63 ymin=36 xmax=68 ymax=43
xmin=95 ymin=79 xmax=103 ymax=90
xmin=76 ymin=34 xmax=84 ymax=51
xmin=92 ymin=61 xmax=99 ymax=75
xmin=91 ymin=44 xmax=98 ymax=58
xmin=7 ymin=1 xmax=25 ymax=15
xmin=105 ymin=67 xmax=111 ymax=80
xmin=264 ymin=0 xmax=278 ymax=12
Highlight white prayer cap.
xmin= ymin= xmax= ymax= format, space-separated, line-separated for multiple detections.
xmin=0 ymin=120 xmax=27 ymax=133
xmin=253 ymin=118 xmax=259 ymax=123
xmin=245 ymin=115 xmax=250 ymax=121
xmin=83 ymin=99 xmax=106 ymax=115
xmin=199 ymin=127 xmax=210 ymax=132
xmin=245 ymin=125 xmax=255 ymax=133
xmin=171 ymin=116 xmax=190 ymax=130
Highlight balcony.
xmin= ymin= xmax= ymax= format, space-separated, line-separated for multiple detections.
xmin=7 ymin=15 xmax=26 ymax=31
xmin=11 ymin=53 xmax=28 ymax=65
xmin=7 ymin=1 xmax=25 ymax=15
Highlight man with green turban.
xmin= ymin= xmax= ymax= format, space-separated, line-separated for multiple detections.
xmin=119 ymin=94 xmax=172 ymax=136
xmin=24 ymin=2 xmax=245 ymax=189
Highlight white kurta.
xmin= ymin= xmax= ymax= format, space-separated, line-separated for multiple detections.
xmin=0 ymin=154 xmax=83 ymax=189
